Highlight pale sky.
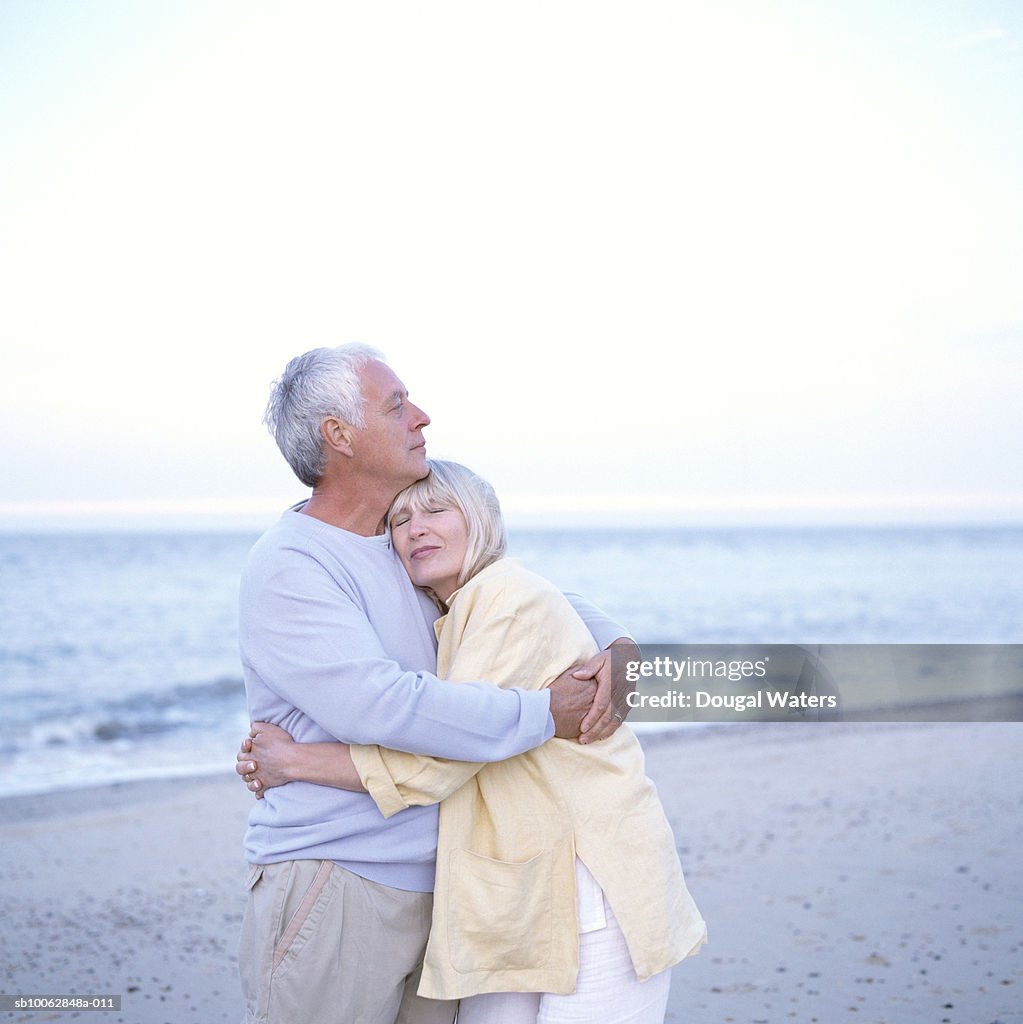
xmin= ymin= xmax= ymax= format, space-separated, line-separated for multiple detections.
xmin=2 ymin=0 xmax=1021 ymax=529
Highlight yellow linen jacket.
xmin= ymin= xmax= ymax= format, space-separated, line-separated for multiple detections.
xmin=350 ymin=558 xmax=706 ymax=999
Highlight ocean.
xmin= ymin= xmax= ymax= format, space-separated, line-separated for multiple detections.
xmin=1 ymin=526 xmax=1021 ymax=798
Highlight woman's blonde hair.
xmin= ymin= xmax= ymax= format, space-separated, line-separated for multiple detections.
xmin=387 ymin=459 xmax=507 ymax=591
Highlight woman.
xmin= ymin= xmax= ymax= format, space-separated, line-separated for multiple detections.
xmin=240 ymin=460 xmax=706 ymax=1023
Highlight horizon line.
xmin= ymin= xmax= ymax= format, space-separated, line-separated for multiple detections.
xmin=0 ymin=493 xmax=1021 ymax=532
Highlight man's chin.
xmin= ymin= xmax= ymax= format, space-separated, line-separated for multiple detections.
xmin=394 ymin=461 xmax=430 ymax=492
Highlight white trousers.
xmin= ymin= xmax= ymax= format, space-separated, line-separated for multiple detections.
xmin=455 ymin=862 xmax=672 ymax=1024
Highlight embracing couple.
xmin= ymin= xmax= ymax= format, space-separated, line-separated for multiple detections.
xmin=235 ymin=344 xmax=706 ymax=1024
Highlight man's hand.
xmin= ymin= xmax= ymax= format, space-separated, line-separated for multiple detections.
xmin=548 ymin=671 xmax=598 ymax=739
xmin=576 ymin=638 xmax=640 ymax=742
xmin=548 ymin=638 xmax=640 ymax=744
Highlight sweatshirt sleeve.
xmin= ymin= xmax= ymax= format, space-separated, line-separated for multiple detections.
xmin=564 ymin=591 xmax=633 ymax=649
xmin=240 ymin=550 xmax=554 ymax=762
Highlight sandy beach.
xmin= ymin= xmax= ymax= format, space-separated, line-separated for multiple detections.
xmin=3 ymin=722 xmax=1021 ymax=1024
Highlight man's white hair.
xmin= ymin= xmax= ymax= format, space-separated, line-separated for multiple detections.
xmin=263 ymin=343 xmax=385 ymax=487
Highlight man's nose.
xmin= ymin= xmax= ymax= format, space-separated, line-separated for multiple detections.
xmin=410 ymin=402 xmax=430 ymax=429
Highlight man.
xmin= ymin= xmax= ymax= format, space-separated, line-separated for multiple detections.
xmin=237 ymin=344 xmax=635 ymax=1024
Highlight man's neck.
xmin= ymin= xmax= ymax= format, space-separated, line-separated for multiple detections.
xmin=300 ymin=483 xmax=391 ymax=537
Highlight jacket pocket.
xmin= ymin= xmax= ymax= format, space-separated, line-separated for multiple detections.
xmin=447 ymin=847 xmax=556 ymax=972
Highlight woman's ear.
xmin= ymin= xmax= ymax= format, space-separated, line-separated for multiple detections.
xmin=321 ymin=416 xmax=355 ymax=457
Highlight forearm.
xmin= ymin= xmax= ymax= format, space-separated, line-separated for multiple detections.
xmin=609 ymin=635 xmax=640 ymax=654
xmin=281 ymin=741 xmax=367 ymax=792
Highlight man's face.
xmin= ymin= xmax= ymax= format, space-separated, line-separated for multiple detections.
xmin=351 ymin=360 xmax=431 ymax=491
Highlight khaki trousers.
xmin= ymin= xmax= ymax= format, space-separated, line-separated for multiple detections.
xmin=239 ymin=859 xmax=457 ymax=1024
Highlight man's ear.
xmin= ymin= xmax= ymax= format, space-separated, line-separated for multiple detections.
xmin=321 ymin=416 xmax=355 ymax=457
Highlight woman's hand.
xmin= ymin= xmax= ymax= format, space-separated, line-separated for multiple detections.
xmin=236 ymin=721 xmax=297 ymax=798
xmin=236 ymin=723 xmax=365 ymax=796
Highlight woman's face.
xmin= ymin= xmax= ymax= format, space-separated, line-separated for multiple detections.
xmin=389 ymin=501 xmax=470 ymax=604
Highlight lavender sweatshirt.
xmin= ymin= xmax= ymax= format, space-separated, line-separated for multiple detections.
xmin=240 ymin=507 xmax=625 ymax=892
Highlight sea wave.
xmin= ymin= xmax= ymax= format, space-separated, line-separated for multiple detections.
xmin=2 ymin=676 xmax=246 ymax=755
